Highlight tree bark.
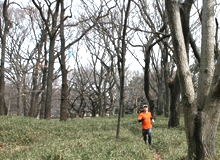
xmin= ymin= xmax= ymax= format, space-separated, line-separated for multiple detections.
xmin=116 ymin=0 xmax=131 ymax=139
xmin=29 ymin=27 xmax=47 ymax=118
xmin=166 ymin=0 xmax=220 ymax=159
xmin=163 ymin=42 xmax=170 ymax=117
xmin=40 ymin=45 xmax=48 ymax=119
xmin=44 ymin=39 xmax=56 ymax=119
xmin=144 ymin=46 xmax=155 ymax=116
xmin=196 ymin=0 xmax=219 ymax=158
xmin=168 ymin=74 xmax=180 ymax=127
xmin=167 ymin=0 xmax=192 ymax=127
xmin=0 ymin=0 xmax=9 ymax=115
xmin=59 ymin=0 xmax=68 ymax=121
xmin=16 ymin=75 xmax=26 ymax=116
xmin=32 ymin=0 xmax=60 ymax=119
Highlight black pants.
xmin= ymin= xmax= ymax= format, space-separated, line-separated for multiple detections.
xmin=142 ymin=128 xmax=152 ymax=145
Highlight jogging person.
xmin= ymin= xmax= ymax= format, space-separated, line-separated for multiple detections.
xmin=138 ymin=105 xmax=154 ymax=149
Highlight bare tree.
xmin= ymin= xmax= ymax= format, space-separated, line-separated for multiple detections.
xmin=67 ymin=66 xmax=89 ymax=118
xmin=115 ymin=0 xmax=132 ymax=139
xmin=58 ymin=0 xmax=116 ymax=120
xmin=130 ymin=0 xmax=173 ymax=120
xmin=58 ymin=0 xmax=68 ymax=121
xmin=166 ymin=0 xmax=220 ymax=159
xmin=126 ymin=71 xmax=145 ymax=114
xmin=84 ymin=37 xmax=109 ymax=117
xmin=32 ymin=0 xmax=61 ymax=119
xmin=0 ymin=0 xmax=11 ymax=115
xmin=6 ymin=24 xmax=32 ymax=116
xmin=26 ymin=6 xmax=48 ymax=118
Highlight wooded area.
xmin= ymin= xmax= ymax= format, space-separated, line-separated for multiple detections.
xmin=0 ymin=0 xmax=219 ymax=159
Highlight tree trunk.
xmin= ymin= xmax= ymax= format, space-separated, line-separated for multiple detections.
xmin=45 ymin=7 xmax=60 ymax=119
xmin=22 ymin=92 xmax=28 ymax=116
xmin=157 ymin=75 xmax=164 ymax=115
xmin=29 ymin=28 xmax=47 ymax=118
xmin=166 ymin=0 xmax=220 ymax=159
xmin=165 ymin=0 xmax=197 ymax=158
xmin=102 ymin=72 xmax=109 ymax=117
xmin=163 ymin=42 xmax=170 ymax=117
xmin=116 ymin=0 xmax=131 ymax=139
xmin=143 ymin=25 xmax=168 ymax=117
xmin=40 ymin=91 xmax=46 ymax=119
xmin=144 ymin=46 xmax=155 ymax=117
xmin=59 ymin=0 xmax=68 ymax=121
xmin=32 ymin=0 xmax=60 ymax=119
xmin=168 ymin=74 xmax=180 ymax=127
xmin=0 ymin=0 xmax=9 ymax=115
xmin=16 ymin=77 xmax=24 ymax=116
xmin=168 ymin=0 xmax=191 ymax=126
xmin=29 ymin=66 xmax=40 ymax=117
xmin=195 ymin=0 xmax=219 ymax=158
xmin=98 ymin=91 xmax=103 ymax=117
xmin=40 ymin=46 xmax=48 ymax=119
xmin=44 ymin=40 xmax=56 ymax=119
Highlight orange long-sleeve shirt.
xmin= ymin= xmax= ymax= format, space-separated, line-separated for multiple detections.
xmin=138 ymin=112 xmax=153 ymax=129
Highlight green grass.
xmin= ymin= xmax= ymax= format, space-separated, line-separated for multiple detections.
xmin=0 ymin=115 xmax=219 ymax=160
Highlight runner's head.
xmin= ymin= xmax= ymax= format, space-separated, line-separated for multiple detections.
xmin=142 ymin=105 xmax=148 ymax=112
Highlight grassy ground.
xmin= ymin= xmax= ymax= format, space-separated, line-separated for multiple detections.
xmin=0 ymin=115 xmax=219 ymax=160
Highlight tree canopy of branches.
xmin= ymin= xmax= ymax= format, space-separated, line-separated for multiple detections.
xmin=0 ymin=0 xmax=219 ymax=158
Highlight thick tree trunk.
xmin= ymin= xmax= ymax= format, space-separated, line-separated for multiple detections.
xmin=165 ymin=0 xmax=197 ymax=159
xmin=200 ymin=97 xmax=220 ymax=157
xmin=0 ymin=47 xmax=6 ymax=115
xmin=167 ymin=0 xmax=191 ymax=127
xmin=166 ymin=0 xmax=220 ymax=159
xmin=196 ymin=0 xmax=220 ymax=158
xmin=0 ymin=33 xmax=6 ymax=115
